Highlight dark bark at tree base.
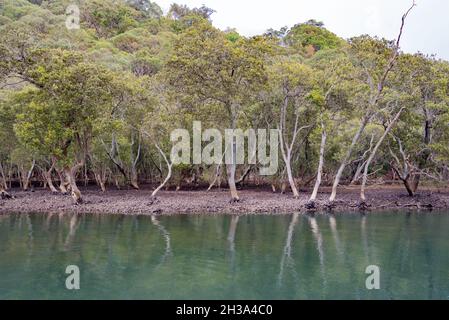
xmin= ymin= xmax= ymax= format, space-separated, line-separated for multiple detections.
xmin=305 ymin=200 xmax=318 ymax=211
xmin=0 ymin=190 xmax=12 ymax=199
xmin=324 ymin=201 xmax=337 ymax=211
xmin=358 ymin=201 xmax=371 ymax=211
xmin=404 ymin=179 xmax=417 ymax=197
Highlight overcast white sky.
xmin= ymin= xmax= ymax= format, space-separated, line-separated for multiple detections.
xmin=153 ymin=0 xmax=449 ymax=60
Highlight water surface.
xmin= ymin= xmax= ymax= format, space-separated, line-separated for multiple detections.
xmin=0 ymin=212 xmax=448 ymax=300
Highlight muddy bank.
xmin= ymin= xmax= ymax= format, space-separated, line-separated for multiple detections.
xmin=0 ymin=186 xmax=448 ymax=215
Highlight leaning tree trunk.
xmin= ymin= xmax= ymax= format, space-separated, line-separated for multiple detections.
xmin=130 ymin=168 xmax=139 ymax=190
xmin=94 ymin=172 xmax=107 ymax=192
xmin=279 ymin=129 xmax=300 ymax=198
xmin=208 ymin=148 xmax=227 ymax=191
xmin=350 ymin=159 xmax=367 ymax=185
xmin=64 ymin=164 xmax=83 ymax=204
xmin=57 ymin=169 xmax=69 ymax=194
xmin=22 ymin=160 xmax=36 ymax=191
xmin=278 ymin=95 xmax=302 ymax=199
xmin=330 ymin=2 xmax=415 ymax=202
xmin=151 ymin=143 xmax=173 ymax=198
xmin=236 ymin=165 xmax=253 ymax=186
xmin=44 ymin=169 xmax=58 ymax=193
xmin=43 ymin=159 xmax=58 ymax=193
xmin=329 ymin=116 xmax=370 ymax=202
xmin=104 ymin=135 xmax=141 ymax=190
xmin=393 ymin=168 xmax=419 ymax=197
xmin=0 ymin=187 xmax=12 ymax=199
xmin=285 ymin=157 xmax=300 ymax=198
xmin=208 ymin=163 xmax=223 ymax=191
xmin=309 ymin=123 xmax=327 ymax=205
xmin=402 ymin=175 xmax=416 ymax=197
xmin=360 ymin=108 xmax=405 ymax=203
xmin=350 ymin=135 xmax=374 ymax=185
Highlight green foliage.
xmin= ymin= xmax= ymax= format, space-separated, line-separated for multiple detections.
xmin=285 ymin=21 xmax=344 ymax=56
xmin=126 ymin=0 xmax=162 ymax=19
xmin=0 ymin=0 xmax=37 ymax=20
xmin=81 ymin=0 xmax=139 ymax=38
xmin=168 ymin=4 xmax=215 ymax=21
xmin=166 ymin=20 xmax=269 ymax=119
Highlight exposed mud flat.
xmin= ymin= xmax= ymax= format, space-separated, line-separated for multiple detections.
xmin=0 ymin=186 xmax=448 ymax=215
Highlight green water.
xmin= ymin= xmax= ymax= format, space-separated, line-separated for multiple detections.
xmin=0 ymin=212 xmax=448 ymax=300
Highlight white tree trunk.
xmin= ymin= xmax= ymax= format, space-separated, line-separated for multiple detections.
xmin=329 ymin=116 xmax=369 ymax=202
xmin=285 ymin=157 xmax=299 ymax=198
xmin=45 ymin=169 xmax=58 ymax=193
xmin=151 ymin=143 xmax=173 ymax=198
xmin=22 ymin=159 xmax=36 ymax=191
xmin=309 ymin=124 xmax=327 ymax=203
xmin=360 ymin=108 xmax=405 ymax=202
xmin=64 ymin=161 xmax=84 ymax=204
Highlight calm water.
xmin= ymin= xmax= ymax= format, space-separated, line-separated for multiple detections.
xmin=0 ymin=212 xmax=448 ymax=300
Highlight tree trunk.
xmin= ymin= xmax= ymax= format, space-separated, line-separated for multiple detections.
xmin=130 ymin=133 xmax=141 ymax=190
xmin=227 ymin=111 xmax=240 ymax=202
xmin=94 ymin=172 xmax=106 ymax=192
xmin=57 ymin=169 xmax=68 ymax=194
xmin=281 ymin=181 xmax=287 ymax=194
xmin=152 ymin=164 xmax=172 ymax=197
xmin=226 ymin=164 xmax=240 ymax=202
xmin=0 ymin=162 xmax=8 ymax=192
xmin=208 ymin=149 xmax=227 ymax=191
xmin=331 ymin=2 xmax=415 ymax=202
xmin=360 ymin=108 xmax=404 ymax=202
xmin=285 ymin=158 xmax=299 ymax=198
xmin=0 ymin=187 xmax=12 ymax=199
xmin=350 ymin=134 xmax=375 ymax=185
xmin=114 ymin=176 xmax=121 ymax=190
xmin=403 ymin=178 xmax=415 ymax=197
xmin=7 ymin=163 xmax=12 ymax=189
xmin=236 ymin=165 xmax=253 ymax=186
xmin=309 ymin=124 xmax=327 ymax=203
xmin=350 ymin=160 xmax=367 ymax=185
xmin=278 ymin=95 xmax=303 ymax=199
xmin=22 ymin=160 xmax=36 ymax=191
xmin=151 ymin=143 xmax=173 ymax=198
xmin=130 ymin=168 xmax=139 ymax=190
xmin=42 ymin=159 xmax=58 ymax=193
xmin=208 ymin=163 xmax=223 ymax=191
xmin=329 ymin=116 xmax=369 ymax=202
xmin=45 ymin=169 xmax=58 ymax=193
xmin=0 ymin=190 xmax=12 ymax=199
xmin=64 ymin=164 xmax=83 ymax=204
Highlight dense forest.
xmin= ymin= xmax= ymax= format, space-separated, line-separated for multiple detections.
xmin=0 ymin=0 xmax=448 ymax=208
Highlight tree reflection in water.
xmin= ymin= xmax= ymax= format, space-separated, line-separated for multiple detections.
xmin=278 ymin=213 xmax=299 ymax=287
xmin=151 ymin=216 xmax=172 ymax=265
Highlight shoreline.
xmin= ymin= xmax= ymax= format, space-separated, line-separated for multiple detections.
xmin=1 ymin=186 xmax=449 ymax=215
